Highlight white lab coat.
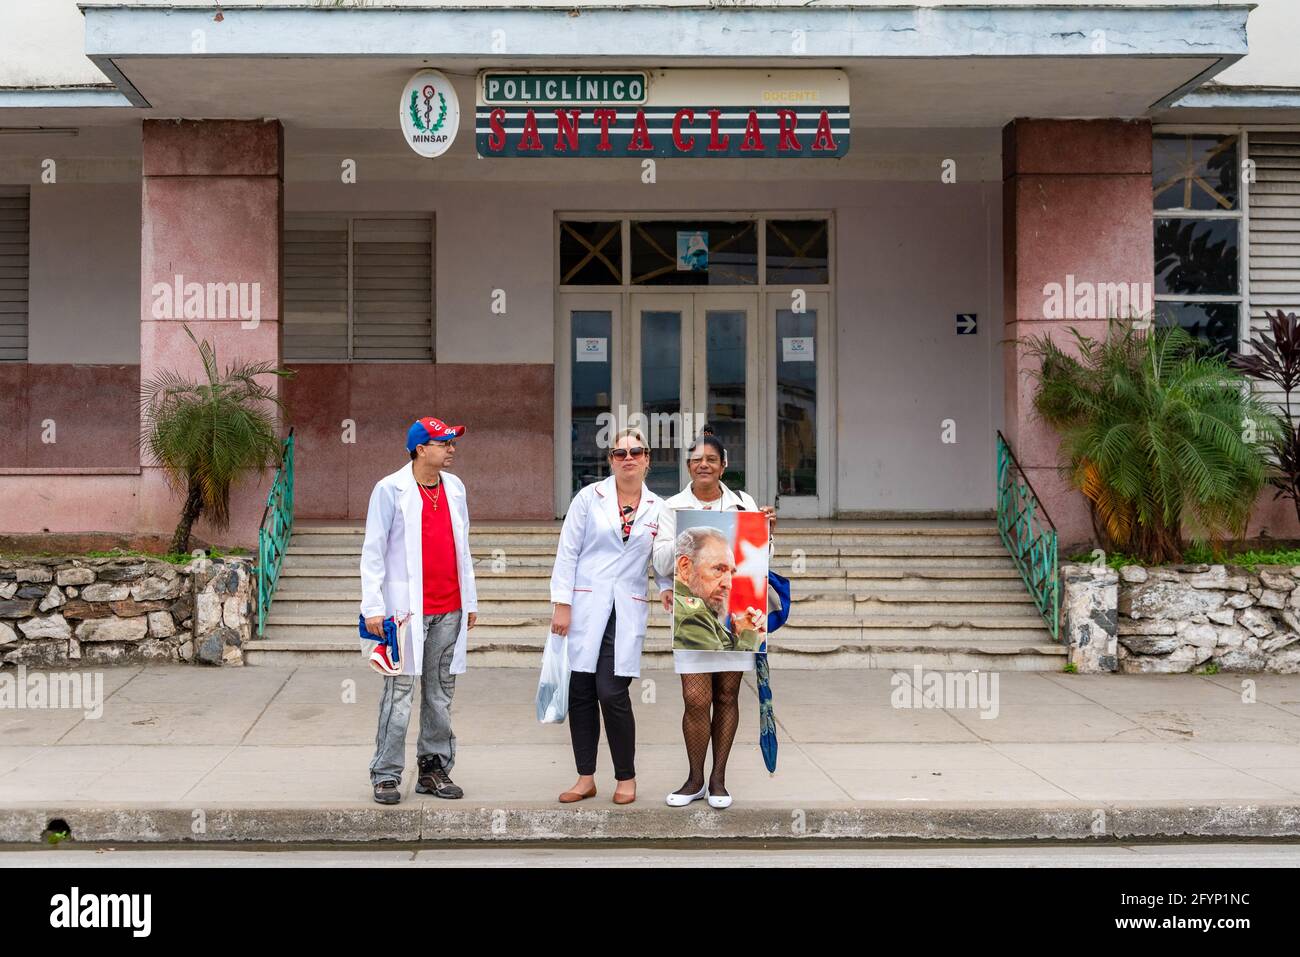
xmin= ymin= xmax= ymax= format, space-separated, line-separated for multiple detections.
xmin=550 ymin=476 xmax=672 ymax=678
xmin=359 ymin=462 xmax=478 ymax=676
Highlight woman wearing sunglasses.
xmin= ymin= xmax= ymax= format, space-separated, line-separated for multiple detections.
xmin=651 ymin=425 xmax=776 ymax=809
xmin=550 ymin=428 xmax=672 ymax=806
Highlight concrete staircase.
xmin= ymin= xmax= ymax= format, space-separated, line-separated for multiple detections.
xmin=246 ymin=519 xmax=1065 ymax=670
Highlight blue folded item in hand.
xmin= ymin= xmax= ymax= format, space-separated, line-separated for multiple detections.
xmin=358 ymin=614 xmax=400 ymax=665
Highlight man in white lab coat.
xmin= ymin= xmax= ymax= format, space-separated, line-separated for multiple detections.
xmin=360 ymin=416 xmax=478 ymax=805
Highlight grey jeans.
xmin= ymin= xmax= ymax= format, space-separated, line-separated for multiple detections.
xmin=369 ymin=611 xmax=461 ymax=785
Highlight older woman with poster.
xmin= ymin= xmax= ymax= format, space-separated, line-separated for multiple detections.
xmin=550 ymin=428 xmax=672 ymax=807
xmin=652 ymin=426 xmax=775 ymax=810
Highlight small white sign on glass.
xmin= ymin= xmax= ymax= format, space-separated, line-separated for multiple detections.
xmin=782 ymin=336 xmax=815 ymax=362
xmin=575 ymin=337 xmax=608 ymax=362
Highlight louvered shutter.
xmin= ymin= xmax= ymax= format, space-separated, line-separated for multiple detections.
xmin=283 ymin=215 xmax=349 ymax=361
xmin=0 ymin=187 xmax=29 ymax=361
xmin=351 ymin=217 xmax=433 ymax=361
xmin=283 ymin=215 xmax=432 ymax=361
xmin=1249 ymin=132 xmax=1300 ymax=409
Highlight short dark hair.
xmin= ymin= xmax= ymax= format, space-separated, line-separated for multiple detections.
xmin=687 ymin=423 xmax=726 ymax=464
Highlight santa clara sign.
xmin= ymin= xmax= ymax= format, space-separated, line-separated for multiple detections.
xmin=475 ymin=69 xmax=849 ymax=158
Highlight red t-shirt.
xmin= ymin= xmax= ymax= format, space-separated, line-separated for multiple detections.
xmin=420 ymin=482 xmax=461 ymax=615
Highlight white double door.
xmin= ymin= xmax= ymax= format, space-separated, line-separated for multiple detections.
xmin=558 ymin=290 xmax=830 ymax=516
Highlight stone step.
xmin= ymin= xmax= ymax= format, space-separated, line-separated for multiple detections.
xmin=275 ymin=565 xmax=1028 ymax=589
xmin=245 ymin=633 xmax=1064 ymax=670
xmin=269 ymin=588 xmax=1034 ymax=617
xmin=285 ymin=540 xmax=1010 ymax=558
xmin=281 ymin=553 xmax=1019 ymax=573
xmin=291 ymin=520 xmax=996 ymax=535
xmin=288 ymin=531 xmax=1006 ymax=549
xmin=261 ymin=612 xmax=1050 ymax=638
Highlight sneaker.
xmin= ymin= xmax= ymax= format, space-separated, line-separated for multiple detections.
xmin=368 ymin=642 xmax=401 ymax=676
xmin=373 ymin=780 xmax=400 ymax=805
xmin=416 ymin=755 xmax=463 ymax=799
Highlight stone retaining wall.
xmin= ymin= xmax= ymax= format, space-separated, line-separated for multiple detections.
xmin=1062 ymin=562 xmax=1300 ymax=674
xmin=0 ymin=557 xmax=255 ymax=667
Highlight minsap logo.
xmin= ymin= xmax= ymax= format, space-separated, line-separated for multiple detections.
xmin=49 ymin=887 xmax=151 ymax=937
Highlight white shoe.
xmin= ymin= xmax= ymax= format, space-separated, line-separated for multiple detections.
xmin=665 ymin=783 xmax=707 ymax=807
xmin=707 ymin=788 xmax=733 ymax=809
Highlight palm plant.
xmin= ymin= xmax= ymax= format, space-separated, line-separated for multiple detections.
xmin=1230 ymin=310 xmax=1300 ymax=527
xmin=141 ymin=326 xmax=292 ymax=554
xmin=1026 ymin=322 xmax=1280 ymax=564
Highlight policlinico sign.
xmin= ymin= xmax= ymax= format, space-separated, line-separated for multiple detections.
xmin=475 ymin=69 xmax=849 ymax=158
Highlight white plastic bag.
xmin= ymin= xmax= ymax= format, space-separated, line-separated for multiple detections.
xmin=535 ymin=632 xmax=571 ymax=724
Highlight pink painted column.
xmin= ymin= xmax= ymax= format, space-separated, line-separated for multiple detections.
xmin=1002 ymin=119 xmax=1153 ymax=552
xmin=138 ymin=120 xmax=283 ymax=548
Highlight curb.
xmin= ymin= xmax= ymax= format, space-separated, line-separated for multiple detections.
xmin=6 ymin=802 xmax=1300 ymax=844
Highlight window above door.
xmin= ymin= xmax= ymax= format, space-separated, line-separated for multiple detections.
xmin=557 ymin=214 xmax=831 ymax=289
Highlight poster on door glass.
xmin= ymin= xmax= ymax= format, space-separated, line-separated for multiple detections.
xmin=671 ymin=509 xmax=768 ymax=654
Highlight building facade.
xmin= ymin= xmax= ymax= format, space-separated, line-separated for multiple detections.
xmin=1 ymin=1 xmax=1299 ymax=550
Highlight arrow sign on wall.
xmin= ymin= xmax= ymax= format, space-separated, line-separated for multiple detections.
xmin=956 ymin=313 xmax=977 ymax=335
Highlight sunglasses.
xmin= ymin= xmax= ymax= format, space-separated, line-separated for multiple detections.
xmin=609 ymin=446 xmax=647 ymax=460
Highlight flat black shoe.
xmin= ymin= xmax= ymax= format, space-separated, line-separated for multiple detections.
xmin=373 ymin=780 xmax=400 ymax=805
xmin=416 ymin=755 xmax=464 ymax=799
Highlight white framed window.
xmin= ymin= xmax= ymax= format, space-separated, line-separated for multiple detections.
xmin=283 ymin=214 xmax=433 ymax=362
xmin=1151 ymin=129 xmax=1244 ymax=355
xmin=0 ymin=186 xmax=30 ymax=362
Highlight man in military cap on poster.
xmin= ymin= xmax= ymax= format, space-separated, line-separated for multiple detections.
xmin=673 ymin=526 xmax=763 ymax=653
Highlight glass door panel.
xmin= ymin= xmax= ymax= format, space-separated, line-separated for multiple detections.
xmin=703 ymin=309 xmax=748 ymax=489
xmin=766 ymin=292 xmax=829 ymax=516
xmin=569 ymin=308 xmax=613 ymax=496
xmin=775 ymin=307 xmax=817 ymax=497
xmin=638 ymin=307 xmax=684 ymax=497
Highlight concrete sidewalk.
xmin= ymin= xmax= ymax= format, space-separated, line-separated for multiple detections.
xmin=3 ymin=665 xmax=1300 ymax=843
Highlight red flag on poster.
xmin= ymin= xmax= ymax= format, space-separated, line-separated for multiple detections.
xmin=727 ymin=510 xmax=769 ymax=626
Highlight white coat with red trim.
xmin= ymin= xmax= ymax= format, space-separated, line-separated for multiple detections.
xmin=358 ymin=462 xmax=478 ymax=677
xmin=549 ymin=475 xmax=672 ymax=678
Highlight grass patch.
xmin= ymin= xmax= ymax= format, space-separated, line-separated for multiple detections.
xmin=1068 ymin=544 xmax=1300 ymax=573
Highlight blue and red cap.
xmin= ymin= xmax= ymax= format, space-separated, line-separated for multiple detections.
xmin=406 ymin=416 xmax=465 ymax=452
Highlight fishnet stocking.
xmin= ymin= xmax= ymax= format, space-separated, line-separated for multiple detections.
xmin=673 ymin=672 xmax=743 ymax=796
xmin=709 ymin=672 xmax=742 ymax=793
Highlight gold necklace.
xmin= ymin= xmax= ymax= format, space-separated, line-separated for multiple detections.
xmin=419 ymin=480 xmax=441 ymax=512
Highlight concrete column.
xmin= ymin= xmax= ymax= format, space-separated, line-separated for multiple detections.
xmin=1001 ymin=119 xmax=1152 ymax=552
xmin=138 ymin=120 xmax=283 ymax=548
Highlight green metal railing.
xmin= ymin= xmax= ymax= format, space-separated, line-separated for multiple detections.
xmin=995 ymin=430 xmax=1059 ymax=641
xmin=256 ymin=429 xmax=295 ymax=637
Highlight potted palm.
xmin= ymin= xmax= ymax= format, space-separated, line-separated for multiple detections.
xmin=141 ymin=326 xmax=292 ymax=554
xmin=1026 ymin=322 xmax=1280 ymax=564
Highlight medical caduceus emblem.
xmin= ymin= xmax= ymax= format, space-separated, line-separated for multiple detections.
xmin=409 ymin=81 xmax=447 ymax=133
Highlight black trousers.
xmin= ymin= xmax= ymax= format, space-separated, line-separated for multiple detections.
xmin=568 ymin=609 xmax=636 ymax=780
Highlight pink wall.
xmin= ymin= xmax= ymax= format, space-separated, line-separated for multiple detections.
xmin=136 ymin=119 xmax=284 ymax=547
xmin=1002 ymin=119 xmax=1155 ymax=552
xmin=284 ymin=362 xmax=553 ymax=521
xmin=0 ymin=364 xmax=138 ymax=469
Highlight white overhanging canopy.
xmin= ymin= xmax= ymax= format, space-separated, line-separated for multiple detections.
xmin=0 ymin=3 xmax=1254 ymax=128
